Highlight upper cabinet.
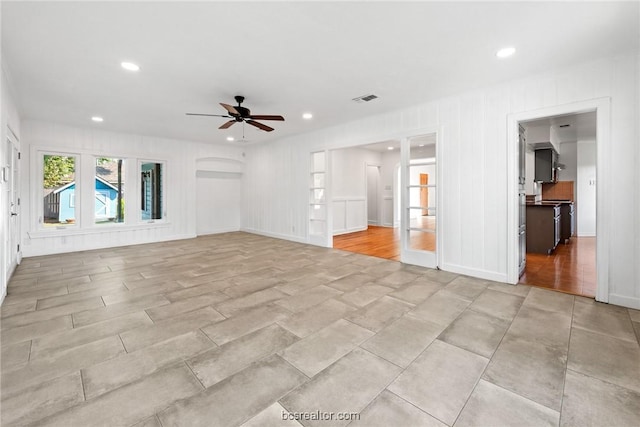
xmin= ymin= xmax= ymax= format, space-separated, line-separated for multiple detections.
xmin=534 ymin=148 xmax=558 ymax=183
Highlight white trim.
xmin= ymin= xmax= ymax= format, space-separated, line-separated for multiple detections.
xmin=242 ymin=227 xmax=308 ymax=244
xmin=196 ymin=226 xmax=241 ymax=236
xmin=608 ymin=294 xmax=640 ymax=310
xmin=27 ymin=221 xmax=173 ymax=238
xmin=441 ymin=262 xmax=509 ymax=283
xmin=22 ymin=232 xmax=195 ymax=258
xmin=506 ymin=98 xmax=610 ymax=303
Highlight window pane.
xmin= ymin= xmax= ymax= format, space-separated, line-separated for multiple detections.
xmin=95 ymin=158 xmax=125 ymax=224
xmin=141 ymin=162 xmax=163 ymax=220
xmin=43 ymin=154 xmax=76 ymax=226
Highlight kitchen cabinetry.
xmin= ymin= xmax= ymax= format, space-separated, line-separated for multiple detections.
xmin=534 ymin=148 xmax=558 ymax=183
xmin=526 ymin=204 xmax=561 ymax=254
xmin=559 ymin=202 xmax=575 ymax=242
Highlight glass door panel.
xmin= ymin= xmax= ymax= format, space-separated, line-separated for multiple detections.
xmin=309 ymin=151 xmax=330 ymax=246
xmin=401 ymin=134 xmax=438 ymax=268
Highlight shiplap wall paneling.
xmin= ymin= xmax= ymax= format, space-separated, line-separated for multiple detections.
xmin=242 ymin=52 xmax=639 ymax=308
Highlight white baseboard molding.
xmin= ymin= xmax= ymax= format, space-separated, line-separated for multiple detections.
xmin=440 ymin=263 xmax=509 ymax=284
xmin=22 ymin=233 xmax=197 ymax=258
xmin=576 ymin=232 xmax=596 ymax=237
xmin=241 ymin=228 xmax=308 ymax=244
xmin=608 ymin=293 xmax=640 ymax=310
xmin=333 ymin=226 xmax=367 ymax=236
xmin=196 ymin=226 xmax=241 ymax=236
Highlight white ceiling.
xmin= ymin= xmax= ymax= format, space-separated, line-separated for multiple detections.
xmin=522 ymin=111 xmax=597 ymax=143
xmin=2 ymin=1 xmax=638 ymax=146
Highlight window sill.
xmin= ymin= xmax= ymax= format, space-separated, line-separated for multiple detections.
xmin=28 ymin=221 xmax=172 ymax=239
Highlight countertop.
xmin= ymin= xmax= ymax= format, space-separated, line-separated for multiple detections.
xmin=526 ymin=200 xmax=573 ymax=207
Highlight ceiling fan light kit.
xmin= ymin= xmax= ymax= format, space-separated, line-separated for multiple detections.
xmin=186 ymin=95 xmax=285 ymax=134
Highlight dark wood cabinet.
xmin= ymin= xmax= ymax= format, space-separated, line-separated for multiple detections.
xmin=559 ymin=202 xmax=575 ymax=242
xmin=534 ymin=149 xmax=558 ymax=183
xmin=526 ymin=204 xmax=561 ymax=254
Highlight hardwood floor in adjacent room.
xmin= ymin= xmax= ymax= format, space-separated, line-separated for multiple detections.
xmin=333 ymin=218 xmax=436 ymax=261
xmin=333 ymin=226 xmax=401 ymax=261
xmin=519 ymin=236 xmax=596 ymax=298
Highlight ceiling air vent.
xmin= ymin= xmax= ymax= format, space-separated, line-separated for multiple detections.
xmin=352 ymin=94 xmax=379 ymax=103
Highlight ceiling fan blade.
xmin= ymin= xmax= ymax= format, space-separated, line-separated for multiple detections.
xmin=218 ymin=120 xmax=236 ymax=129
xmin=186 ymin=113 xmax=232 ymax=118
xmin=220 ymin=103 xmax=240 ymax=116
xmin=246 ymin=120 xmax=274 ymax=132
xmin=248 ymin=115 xmax=285 ymax=121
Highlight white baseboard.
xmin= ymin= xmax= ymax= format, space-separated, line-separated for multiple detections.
xmin=241 ymin=228 xmax=308 ymax=244
xmin=333 ymin=226 xmax=367 ymax=236
xmin=440 ymin=263 xmax=509 ymax=284
xmin=577 ymin=232 xmax=596 ymax=237
xmin=196 ymin=226 xmax=240 ymax=236
xmin=608 ymin=293 xmax=640 ymax=310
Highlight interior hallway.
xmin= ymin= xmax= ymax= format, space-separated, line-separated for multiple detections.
xmin=2 ymin=233 xmax=638 ymax=426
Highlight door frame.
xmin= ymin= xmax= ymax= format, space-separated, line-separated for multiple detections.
xmin=506 ymin=97 xmax=610 ymax=303
xmin=2 ymin=127 xmax=21 ymax=302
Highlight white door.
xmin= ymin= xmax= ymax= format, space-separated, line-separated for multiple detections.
xmin=400 ymin=135 xmax=438 ymax=268
xmin=366 ymin=165 xmax=379 ymax=225
xmin=3 ymin=132 xmax=21 ymax=297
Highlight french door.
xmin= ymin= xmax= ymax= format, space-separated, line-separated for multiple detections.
xmin=400 ymin=134 xmax=438 ymax=268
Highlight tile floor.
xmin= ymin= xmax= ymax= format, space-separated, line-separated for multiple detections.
xmin=1 ymin=232 xmax=639 ymax=427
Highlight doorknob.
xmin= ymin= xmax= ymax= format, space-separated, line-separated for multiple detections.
xmin=11 ymin=212 xmax=17 ymax=216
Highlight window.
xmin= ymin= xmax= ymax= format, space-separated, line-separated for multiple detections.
xmin=140 ymin=162 xmax=163 ymax=220
xmin=95 ymin=157 xmax=125 ymax=224
xmin=42 ymin=154 xmax=77 ymax=226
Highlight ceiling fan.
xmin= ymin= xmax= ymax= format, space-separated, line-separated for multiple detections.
xmin=186 ymin=95 xmax=285 ymax=132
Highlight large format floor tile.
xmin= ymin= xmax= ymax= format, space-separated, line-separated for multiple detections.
xmin=389 ymin=340 xmax=488 ymax=425
xmin=158 ymin=355 xmax=307 ymax=427
xmin=455 ymin=379 xmax=559 ymax=427
xmin=561 ymin=369 xmax=640 ymax=427
xmin=567 ymin=328 xmax=640 ymax=393
xmin=3 ymin=232 xmax=638 ymax=426
xmin=280 ymin=348 xmax=402 ymax=427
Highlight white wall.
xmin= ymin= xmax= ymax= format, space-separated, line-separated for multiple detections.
xmin=380 ymin=149 xmax=400 ymax=227
xmin=330 ymin=147 xmax=380 ymax=235
xmin=242 ymin=52 xmax=640 ymax=309
xmin=1 ymin=67 xmax=22 ymax=303
xmin=577 ymin=140 xmax=596 ymax=236
xmin=20 ymin=121 xmax=244 ymax=257
xmin=557 ymin=141 xmax=577 ymax=183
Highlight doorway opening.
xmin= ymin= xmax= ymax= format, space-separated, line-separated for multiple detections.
xmin=331 ymin=130 xmax=439 ymax=270
xmin=331 ymin=141 xmax=401 ymax=260
xmin=518 ymin=111 xmax=597 ymax=298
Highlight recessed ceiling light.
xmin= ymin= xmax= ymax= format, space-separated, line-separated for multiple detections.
xmin=387 ymin=147 xmax=394 ymax=151
xmin=419 ymin=144 xmax=425 ymax=147
xmin=496 ymin=47 xmax=516 ymax=58
xmin=302 ymin=113 xmax=313 ymax=120
xmin=91 ymin=116 xmax=104 ymax=122
xmin=226 ymin=136 xmax=235 ymax=141
xmin=121 ymin=62 xmax=140 ymax=71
